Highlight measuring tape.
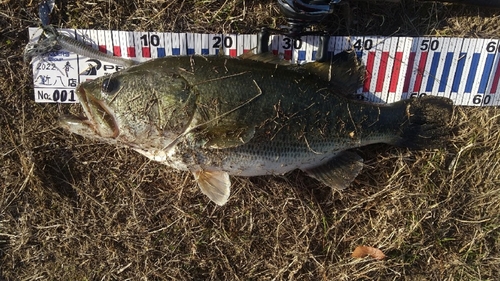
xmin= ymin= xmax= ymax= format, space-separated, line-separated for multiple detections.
xmin=28 ymin=27 xmax=500 ymax=106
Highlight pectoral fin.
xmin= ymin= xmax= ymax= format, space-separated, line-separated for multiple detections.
xmin=203 ymin=126 xmax=255 ymax=149
xmin=193 ymin=170 xmax=231 ymax=206
xmin=303 ymin=151 xmax=364 ymax=190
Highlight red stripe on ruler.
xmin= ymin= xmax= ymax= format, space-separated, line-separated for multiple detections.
xmin=413 ymin=52 xmax=428 ymax=92
xmin=127 ymin=47 xmax=136 ymax=57
xmin=98 ymin=45 xmax=106 ymax=53
xmin=403 ymin=52 xmax=416 ymax=92
xmin=243 ymin=49 xmax=250 ymax=53
xmin=363 ymin=52 xmax=376 ymax=92
xmin=113 ymin=46 xmax=121 ymax=57
xmin=272 ymin=50 xmax=278 ymax=56
xmin=389 ymin=52 xmax=403 ymax=93
xmin=284 ymin=50 xmax=292 ymax=61
xmin=490 ymin=61 xmax=500 ymax=93
xmin=229 ymin=49 xmax=237 ymax=57
xmin=142 ymin=47 xmax=151 ymax=58
xmin=375 ymin=52 xmax=389 ymax=92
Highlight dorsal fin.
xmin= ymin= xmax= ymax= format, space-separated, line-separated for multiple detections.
xmin=240 ymin=51 xmax=290 ymax=66
xmin=303 ymin=51 xmax=365 ymax=94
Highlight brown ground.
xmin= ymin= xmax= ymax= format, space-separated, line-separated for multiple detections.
xmin=1 ymin=0 xmax=500 ymax=280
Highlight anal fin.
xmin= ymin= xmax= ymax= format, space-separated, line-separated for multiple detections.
xmin=303 ymin=151 xmax=364 ymax=190
xmin=193 ymin=170 xmax=231 ymax=206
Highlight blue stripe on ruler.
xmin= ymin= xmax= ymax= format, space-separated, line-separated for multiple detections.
xmin=187 ymin=48 xmax=195 ymax=55
xmin=465 ymin=53 xmax=480 ymax=93
xmin=202 ymin=48 xmax=209 ymax=55
xmin=172 ymin=48 xmax=180 ymax=55
xmin=452 ymin=52 xmax=466 ymax=92
xmin=298 ymin=51 xmax=306 ymax=61
xmin=157 ymin=48 xmax=166 ymax=57
xmin=312 ymin=51 xmax=317 ymax=61
xmin=438 ymin=52 xmax=454 ymax=92
xmin=425 ymin=52 xmax=441 ymax=92
xmin=478 ymin=53 xmax=495 ymax=94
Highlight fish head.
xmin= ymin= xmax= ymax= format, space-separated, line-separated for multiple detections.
xmin=60 ymin=64 xmax=197 ymax=145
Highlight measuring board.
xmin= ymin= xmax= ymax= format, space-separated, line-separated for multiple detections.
xmin=28 ymin=27 xmax=500 ymax=106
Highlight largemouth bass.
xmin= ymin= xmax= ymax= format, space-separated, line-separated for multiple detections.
xmin=60 ymin=52 xmax=453 ymax=205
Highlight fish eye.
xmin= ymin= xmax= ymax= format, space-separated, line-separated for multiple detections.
xmin=102 ymin=78 xmax=117 ymax=94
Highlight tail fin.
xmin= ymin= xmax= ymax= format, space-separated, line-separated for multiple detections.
xmin=394 ymin=96 xmax=453 ymax=149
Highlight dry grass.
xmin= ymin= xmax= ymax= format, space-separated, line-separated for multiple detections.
xmin=1 ymin=0 xmax=500 ymax=280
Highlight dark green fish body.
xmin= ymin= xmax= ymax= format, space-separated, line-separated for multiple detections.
xmin=60 ymin=53 xmax=453 ymax=205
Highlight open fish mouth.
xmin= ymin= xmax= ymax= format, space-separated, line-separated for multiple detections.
xmin=60 ymin=86 xmax=119 ymax=138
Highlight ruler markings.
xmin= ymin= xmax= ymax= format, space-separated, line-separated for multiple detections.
xmin=282 ymin=35 xmax=293 ymax=61
xmin=363 ymin=51 xmax=376 ymax=94
xmin=179 ymin=32 xmax=187 ymax=55
xmin=465 ymin=54 xmax=480 ymax=93
xmin=421 ymin=37 xmax=438 ymax=93
xmin=300 ymin=35 xmax=313 ymax=63
xmin=451 ymin=43 xmax=468 ymax=94
xmin=373 ymin=38 xmax=388 ymax=101
xmin=164 ymin=33 xmax=172 ymax=56
xmin=112 ymin=30 xmax=121 ymax=57
xmin=28 ymin=28 xmax=500 ymax=106
xmin=292 ymin=36 xmax=301 ymax=64
xmin=97 ymin=29 xmax=106 ymax=54
xmin=387 ymin=37 xmax=401 ymax=95
xmin=478 ymin=39 xmax=500 ymax=94
xmin=125 ymin=31 xmax=135 ymax=57
xmin=187 ymin=33 xmax=195 ymax=55
xmin=104 ymin=30 xmax=113 ymax=56
xmin=148 ymin=32 xmax=158 ymax=58
xmin=118 ymin=31 xmax=127 ymax=58
xmin=158 ymin=32 xmax=167 ymax=57
xmin=438 ymin=38 xmax=454 ymax=95
xmin=414 ymin=39 xmax=429 ymax=94
xmin=133 ymin=31 xmax=144 ymax=58
xmin=312 ymin=36 xmax=319 ymax=61
xmin=369 ymin=37 xmax=384 ymax=102
xmin=460 ymin=39 xmax=477 ymax=105
xmin=327 ymin=35 xmax=336 ymax=56
xmin=270 ymin=34 xmax=280 ymax=57
xmin=350 ymin=36 xmax=365 ymax=96
xmin=225 ymin=34 xmax=238 ymax=57
xmin=201 ymin=33 xmax=209 ymax=55
xmin=396 ymin=37 xmax=413 ymax=100
xmin=404 ymin=37 xmax=422 ymax=96
xmin=402 ymin=46 xmax=417 ymax=95
xmin=464 ymin=42 xmax=480 ymax=93
xmin=171 ymin=32 xmax=180 ymax=55
xmin=480 ymin=53 xmax=495 ymax=94
xmin=472 ymin=39 xmax=486 ymax=95
xmin=489 ymin=48 xmax=500 ymax=94
xmin=388 ymin=37 xmax=408 ymax=102
xmin=444 ymin=38 xmax=462 ymax=99
xmin=382 ymin=37 xmax=397 ymax=99
xmin=427 ymin=38 xmax=445 ymax=95
xmin=238 ymin=34 xmax=245 ymax=55
xmin=360 ymin=36 xmax=376 ymax=97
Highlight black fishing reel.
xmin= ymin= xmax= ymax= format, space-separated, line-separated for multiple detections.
xmin=277 ymin=0 xmax=341 ymax=38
